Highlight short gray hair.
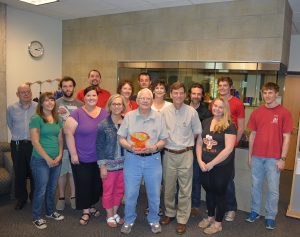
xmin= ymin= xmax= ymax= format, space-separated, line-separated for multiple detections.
xmin=137 ymin=88 xmax=153 ymax=100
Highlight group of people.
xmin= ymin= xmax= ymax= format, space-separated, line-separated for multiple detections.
xmin=6 ymin=69 xmax=292 ymax=234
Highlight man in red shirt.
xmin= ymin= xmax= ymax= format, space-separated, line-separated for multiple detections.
xmin=246 ymin=82 xmax=292 ymax=230
xmin=76 ymin=69 xmax=111 ymax=108
xmin=217 ymin=77 xmax=245 ymax=222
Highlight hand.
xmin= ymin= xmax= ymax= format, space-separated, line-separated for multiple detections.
xmin=142 ymin=145 xmax=157 ymax=154
xmin=199 ymin=161 xmax=207 ymax=172
xmin=71 ymin=154 xmax=80 ymax=165
xmin=100 ymin=166 xmax=108 ymax=179
xmin=46 ymin=158 xmax=56 ymax=168
xmin=53 ymin=155 xmax=62 ymax=166
xmin=205 ymin=162 xmax=214 ymax=171
xmin=248 ymin=156 xmax=252 ymax=169
xmin=276 ymin=159 xmax=285 ymax=171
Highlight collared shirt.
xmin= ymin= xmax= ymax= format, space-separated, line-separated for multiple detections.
xmin=6 ymin=101 xmax=37 ymax=141
xmin=162 ymin=103 xmax=202 ymax=150
xmin=118 ymin=109 xmax=168 ymax=146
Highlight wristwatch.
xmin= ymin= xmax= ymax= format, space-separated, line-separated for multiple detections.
xmin=280 ymin=157 xmax=286 ymax=161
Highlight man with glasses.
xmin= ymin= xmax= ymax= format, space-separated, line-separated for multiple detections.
xmin=118 ymin=88 xmax=168 ymax=234
xmin=160 ymin=82 xmax=202 ymax=235
xmin=6 ymin=83 xmax=37 ymax=209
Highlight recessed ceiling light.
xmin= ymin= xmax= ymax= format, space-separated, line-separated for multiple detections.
xmin=19 ymin=0 xmax=59 ymax=6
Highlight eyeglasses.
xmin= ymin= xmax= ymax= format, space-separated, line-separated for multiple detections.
xmin=111 ymin=103 xmax=123 ymax=107
xmin=138 ymin=97 xmax=151 ymax=102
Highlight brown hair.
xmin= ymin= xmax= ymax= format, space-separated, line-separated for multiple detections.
xmin=59 ymin=76 xmax=76 ymax=88
xmin=117 ymin=80 xmax=134 ymax=96
xmin=188 ymin=83 xmax=205 ymax=101
xmin=170 ymin=82 xmax=186 ymax=93
xmin=138 ymin=72 xmax=151 ymax=81
xmin=36 ymin=92 xmax=59 ymax=123
xmin=217 ymin=77 xmax=233 ymax=87
xmin=261 ymin=82 xmax=279 ymax=93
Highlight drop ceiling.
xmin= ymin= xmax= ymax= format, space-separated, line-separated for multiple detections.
xmin=0 ymin=0 xmax=299 ymax=34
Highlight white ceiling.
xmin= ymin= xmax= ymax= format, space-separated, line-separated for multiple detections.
xmin=0 ymin=0 xmax=299 ymax=34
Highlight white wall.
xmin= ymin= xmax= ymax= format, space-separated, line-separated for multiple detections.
xmin=288 ymin=34 xmax=300 ymax=72
xmin=6 ymin=6 xmax=62 ymax=106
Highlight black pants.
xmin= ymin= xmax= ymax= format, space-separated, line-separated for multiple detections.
xmin=71 ymin=161 xmax=102 ymax=210
xmin=10 ymin=141 xmax=34 ymax=202
xmin=201 ymin=159 xmax=233 ymax=222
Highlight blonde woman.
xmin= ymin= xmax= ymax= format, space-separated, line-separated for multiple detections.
xmin=196 ymin=98 xmax=236 ymax=235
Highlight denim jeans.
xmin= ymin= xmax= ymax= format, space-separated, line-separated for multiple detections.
xmin=250 ymin=156 xmax=280 ymax=220
xmin=124 ymin=152 xmax=162 ymax=224
xmin=31 ymin=157 xmax=61 ymax=220
xmin=192 ymin=154 xmax=201 ymax=208
xmin=226 ymin=179 xmax=237 ymax=211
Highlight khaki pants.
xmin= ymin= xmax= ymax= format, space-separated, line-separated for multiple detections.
xmin=163 ymin=150 xmax=193 ymax=224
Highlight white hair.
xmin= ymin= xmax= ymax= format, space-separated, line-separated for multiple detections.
xmin=137 ymin=88 xmax=153 ymax=99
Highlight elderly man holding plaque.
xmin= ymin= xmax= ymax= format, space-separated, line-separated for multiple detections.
xmin=118 ymin=88 xmax=168 ymax=235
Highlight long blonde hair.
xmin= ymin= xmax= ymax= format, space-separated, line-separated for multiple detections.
xmin=212 ymin=97 xmax=231 ymax=133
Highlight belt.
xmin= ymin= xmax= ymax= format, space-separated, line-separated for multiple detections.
xmin=126 ymin=150 xmax=160 ymax=157
xmin=11 ymin=140 xmax=31 ymax=145
xmin=164 ymin=146 xmax=193 ymax=154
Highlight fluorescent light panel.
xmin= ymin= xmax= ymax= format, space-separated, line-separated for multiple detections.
xmin=19 ymin=0 xmax=59 ymax=6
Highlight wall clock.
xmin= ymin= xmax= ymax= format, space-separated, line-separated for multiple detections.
xmin=28 ymin=40 xmax=44 ymax=58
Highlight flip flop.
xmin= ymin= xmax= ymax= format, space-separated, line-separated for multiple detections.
xmin=80 ymin=213 xmax=90 ymax=225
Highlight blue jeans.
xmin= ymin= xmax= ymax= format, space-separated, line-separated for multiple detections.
xmin=251 ymin=156 xmax=280 ymax=220
xmin=124 ymin=152 xmax=162 ymax=224
xmin=31 ymin=157 xmax=61 ymax=220
xmin=226 ymin=179 xmax=237 ymax=211
xmin=192 ymin=154 xmax=201 ymax=208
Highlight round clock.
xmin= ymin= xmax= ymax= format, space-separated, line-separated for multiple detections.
xmin=28 ymin=41 xmax=44 ymax=58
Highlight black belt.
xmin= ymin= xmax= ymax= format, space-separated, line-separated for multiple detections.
xmin=11 ymin=140 xmax=31 ymax=145
xmin=164 ymin=146 xmax=193 ymax=154
xmin=126 ymin=150 xmax=160 ymax=157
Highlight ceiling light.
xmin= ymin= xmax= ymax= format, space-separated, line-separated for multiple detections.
xmin=19 ymin=0 xmax=59 ymax=6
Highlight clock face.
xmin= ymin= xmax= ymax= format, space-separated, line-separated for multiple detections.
xmin=28 ymin=41 xmax=44 ymax=58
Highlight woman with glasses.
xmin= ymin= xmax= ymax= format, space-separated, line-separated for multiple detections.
xmin=96 ymin=94 xmax=127 ymax=228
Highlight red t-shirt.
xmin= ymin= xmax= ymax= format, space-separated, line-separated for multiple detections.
xmin=247 ymin=104 xmax=293 ymax=158
xmin=76 ymin=87 xmax=111 ymax=108
xmin=228 ymin=96 xmax=245 ymax=128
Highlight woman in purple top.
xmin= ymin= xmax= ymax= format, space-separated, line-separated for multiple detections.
xmin=65 ymin=86 xmax=108 ymax=225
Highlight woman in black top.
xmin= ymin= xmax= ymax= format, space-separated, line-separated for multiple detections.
xmin=196 ymin=98 xmax=237 ymax=234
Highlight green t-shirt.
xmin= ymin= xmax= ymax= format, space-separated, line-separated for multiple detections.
xmin=29 ymin=114 xmax=62 ymax=160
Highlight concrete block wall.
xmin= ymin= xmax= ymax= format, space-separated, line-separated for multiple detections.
xmin=62 ymin=0 xmax=292 ymax=94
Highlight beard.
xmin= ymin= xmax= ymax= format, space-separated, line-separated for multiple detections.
xmin=63 ymin=91 xmax=74 ymax=98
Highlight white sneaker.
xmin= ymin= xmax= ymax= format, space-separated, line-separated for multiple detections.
xmin=225 ymin=211 xmax=236 ymax=222
xmin=33 ymin=219 xmax=47 ymax=229
xmin=46 ymin=212 xmax=64 ymax=221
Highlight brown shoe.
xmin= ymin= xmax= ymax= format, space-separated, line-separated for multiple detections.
xmin=191 ymin=207 xmax=200 ymax=217
xmin=160 ymin=216 xmax=175 ymax=225
xmin=176 ymin=223 xmax=186 ymax=235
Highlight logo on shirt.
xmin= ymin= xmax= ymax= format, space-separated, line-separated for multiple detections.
xmin=203 ymin=135 xmax=217 ymax=150
xmin=271 ymin=115 xmax=279 ymax=124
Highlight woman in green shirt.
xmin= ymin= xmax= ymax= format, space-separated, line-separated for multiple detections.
xmin=29 ymin=92 xmax=64 ymax=230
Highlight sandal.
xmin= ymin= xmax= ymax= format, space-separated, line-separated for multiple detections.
xmin=106 ymin=217 xmax=117 ymax=228
xmin=113 ymin=214 xmax=124 ymax=225
xmin=89 ymin=208 xmax=100 ymax=217
xmin=80 ymin=213 xmax=90 ymax=225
